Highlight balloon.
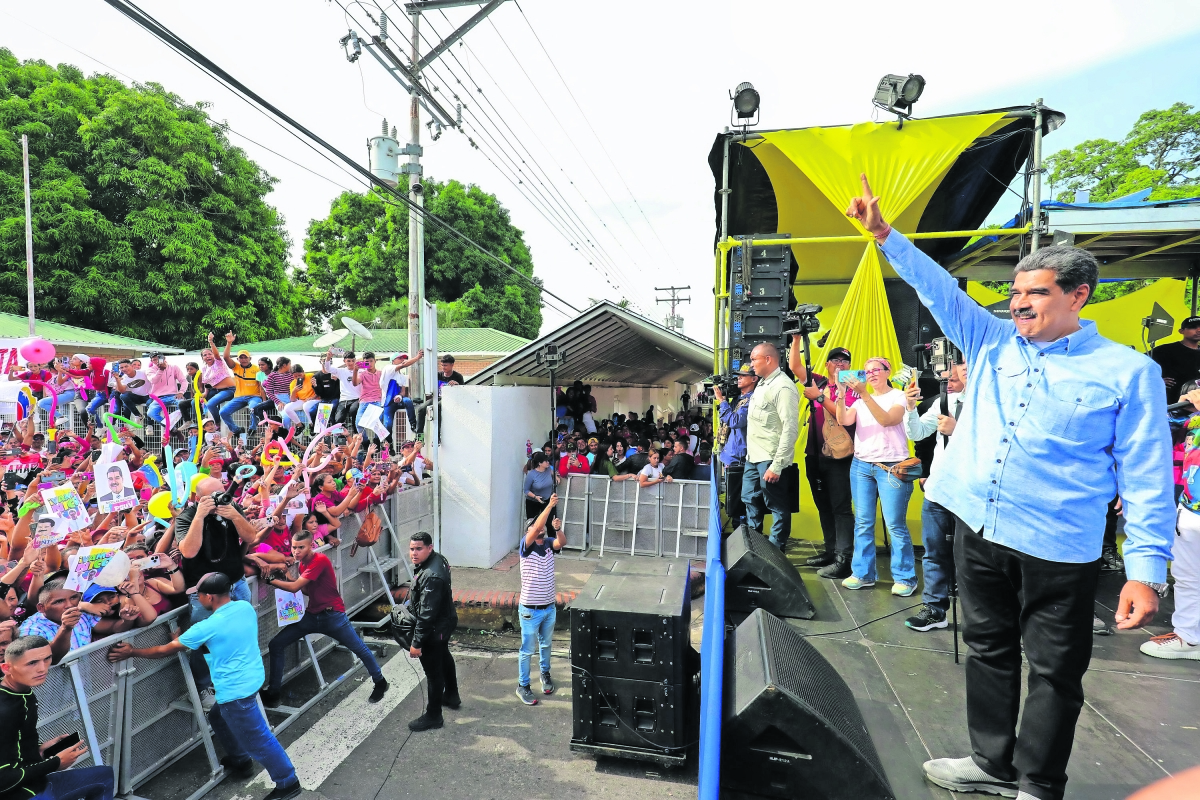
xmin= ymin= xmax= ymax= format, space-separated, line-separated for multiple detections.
xmin=175 ymin=461 xmax=198 ymax=504
xmin=19 ymin=338 xmax=56 ymax=364
xmin=147 ymin=491 xmax=173 ymax=520
xmin=188 ymin=473 xmax=206 ymax=494
xmin=192 ymin=371 xmax=204 ymax=464
xmin=92 ymin=550 xmax=131 ymax=588
xmin=149 ymin=395 xmax=172 ymax=445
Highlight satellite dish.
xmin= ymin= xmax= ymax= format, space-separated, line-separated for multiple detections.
xmin=314 ymin=329 xmax=348 ymax=348
xmin=341 ymin=316 xmax=374 ymax=340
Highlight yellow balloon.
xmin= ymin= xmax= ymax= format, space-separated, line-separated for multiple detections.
xmin=189 ymin=474 xmax=205 ymax=494
xmin=148 ymin=491 xmax=174 ymax=520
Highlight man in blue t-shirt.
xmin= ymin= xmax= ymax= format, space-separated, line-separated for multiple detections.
xmin=107 ymin=573 xmax=301 ymax=800
xmin=515 ymin=495 xmax=564 ymax=706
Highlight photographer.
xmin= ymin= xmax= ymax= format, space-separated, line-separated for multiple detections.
xmin=714 ymin=364 xmax=759 ymax=525
xmin=902 ymin=357 xmax=967 ymax=632
xmin=790 ymin=341 xmax=858 ymax=579
xmin=848 ymin=176 xmax=1173 ymax=800
xmin=742 ymin=343 xmax=800 ymax=550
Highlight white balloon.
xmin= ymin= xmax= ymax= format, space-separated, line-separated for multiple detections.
xmin=93 ymin=550 xmax=131 ymax=588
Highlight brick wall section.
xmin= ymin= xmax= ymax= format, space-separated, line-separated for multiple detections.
xmin=445 ymin=357 xmax=496 ymax=377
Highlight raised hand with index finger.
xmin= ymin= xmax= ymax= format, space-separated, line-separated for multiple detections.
xmin=844 ymin=174 xmax=890 ymax=239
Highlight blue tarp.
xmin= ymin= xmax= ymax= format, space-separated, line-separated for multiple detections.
xmin=697 ymin=475 xmax=725 ymax=799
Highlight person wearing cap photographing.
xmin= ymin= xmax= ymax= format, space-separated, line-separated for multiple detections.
xmin=107 ymin=573 xmax=301 ymax=800
xmin=381 ymin=351 xmax=424 ymax=434
xmin=791 ymin=340 xmax=860 ymax=579
xmin=1151 ymin=316 xmax=1200 ymax=405
xmin=713 ymin=363 xmax=760 ymax=527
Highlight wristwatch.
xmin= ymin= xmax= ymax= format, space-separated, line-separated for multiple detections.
xmin=816 ymin=393 xmax=827 ymax=404
xmin=1135 ymin=580 xmax=1170 ymax=598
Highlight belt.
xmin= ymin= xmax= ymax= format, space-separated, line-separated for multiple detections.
xmin=521 ymin=602 xmax=553 ymax=610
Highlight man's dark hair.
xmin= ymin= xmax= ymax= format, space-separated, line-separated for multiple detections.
xmin=410 ymin=531 xmax=433 ymax=546
xmin=5 ymin=635 xmax=51 ymax=663
xmin=1013 ymin=245 xmax=1099 ymax=302
xmin=343 ymin=351 xmax=356 ymax=359
xmin=292 ymin=529 xmax=313 ymax=543
xmin=118 ymin=359 xmax=131 ymax=367
xmin=363 ymin=351 xmax=375 ymax=360
xmin=108 ymin=465 xmax=122 ymax=477
xmin=530 ymin=452 xmax=548 ymax=468
xmin=440 ymin=354 xmax=455 ymax=364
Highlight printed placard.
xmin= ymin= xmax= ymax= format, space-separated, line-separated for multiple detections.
xmin=30 ymin=514 xmax=69 ymax=549
xmin=275 ymin=588 xmax=305 ymax=627
xmin=95 ymin=444 xmax=138 ymax=514
xmin=63 ymin=543 xmax=122 ymax=592
xmin=315 ymin=404 xmax=333 ymax=435
xmin=359 ymin=404 xmax=389 ymax=440
xmin=40 ymin=484 xmax=91 ymax=533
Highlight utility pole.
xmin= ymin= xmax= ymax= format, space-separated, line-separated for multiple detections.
xmin=656 ymin=285 xmax=691 ymax=333
xmin=22 ymin=135 xmax=35 ymax=335
xmin=346 ymin=0 xmax=510 ymax=403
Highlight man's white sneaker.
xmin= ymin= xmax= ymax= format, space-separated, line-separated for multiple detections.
xmin=922 ymin=756 xmax=1018 ymax=797
xmin=1140 ymin=632 xmax=1200 ymax=660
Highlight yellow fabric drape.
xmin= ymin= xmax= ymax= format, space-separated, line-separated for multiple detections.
xmin=813 ymin=245 xmax=903 ymax=372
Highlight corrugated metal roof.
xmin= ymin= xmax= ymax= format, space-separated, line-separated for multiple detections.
xmin=226 ymin=327 xmax=530 ymax=355
xmin=0 ymin=312 xmax=184 ymax=353
xmin=468 ymin=301 xmax=713 ymax=388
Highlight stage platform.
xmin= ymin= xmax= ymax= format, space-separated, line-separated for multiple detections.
xmin=738 ymin=539 xmax=1200 ymax=800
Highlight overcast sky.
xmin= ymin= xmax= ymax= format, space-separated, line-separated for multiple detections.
xmin=4 ymin=0 xmax=1200 ymax=345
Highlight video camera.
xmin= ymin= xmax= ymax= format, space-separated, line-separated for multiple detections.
xmin=705 ymin=373 xmax=741 ymax=398
xmin=782 ymin=303 xmax=823 ymax=337
xmin=912 ymin=337 xmax=963 ymax=376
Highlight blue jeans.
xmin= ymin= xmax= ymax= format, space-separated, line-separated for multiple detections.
xmin=29 ymin=765 xmax=114 ymax=800
xmin=518 ymin=604 xmax=556 ymax=686
xmin=920 ymin=499 xmax=956 ymax=610
xmin=208 ymin=695 xmax=296 ymax=787
xmin=849 ymin=458 xmax=915 ymax=584
xmin=384 ymin=396 xmax=417 ymax=431
xmin=147 ymin=394 xmax=177 ymax=423
xmin=86 ymin=391 xmax=109 ymax=423
xmin=219 ymin=395 xmax=266 ymax=434
xmin=267 ymin=609 xmax=383 ymax=693
xmin=741 ymin=459 xmax=791 ymax=548
xmin=187 ymin=579 xmax=251 ymax=691
xmin=118 ymin=391 xmax=148 ymax=420
xmin=205 ymin=387 xmax=235 ymax=422
xmin=38 ymin=389 xmax=75 ymax=414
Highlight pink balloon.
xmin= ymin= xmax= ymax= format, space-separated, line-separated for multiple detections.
xmin=19 ymin=338 xmax=56 ymax=364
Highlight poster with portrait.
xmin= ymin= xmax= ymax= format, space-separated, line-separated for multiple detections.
xmin=275 ymin=588 xmax=305 ymax=627
xmin=63 ymin=543 xmax=122 ymax=593
xmin=95 ymin=447 xmax=138 ymax=514
xmin=29 ymin=513 xmax=70 ymax=549
xmin=39 ymin=483 xmax=91 ymax=533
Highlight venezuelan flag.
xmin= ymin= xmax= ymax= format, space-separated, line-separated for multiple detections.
xmin=15 ymin=387 xmax=32 ymax=422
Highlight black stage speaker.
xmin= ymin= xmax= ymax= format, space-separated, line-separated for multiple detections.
xmin=722 ymin=609 xmax=894 ymax=800
xmin=570 ymin=564 xmax=696 ymax=765
xmin=724 ymin=524 xmax=815 ymax=619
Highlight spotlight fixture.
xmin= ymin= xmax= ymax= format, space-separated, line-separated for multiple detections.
xmin=872 ymin=73 xmax=925 ymax=119
xmin=730 ymin=81 xmax=760 ymax=127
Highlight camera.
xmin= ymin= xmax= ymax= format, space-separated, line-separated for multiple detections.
xmin=705 ymin=373 xmax=740 ymax=400
xmin=782 ymin=303 xmax=823 ymax=337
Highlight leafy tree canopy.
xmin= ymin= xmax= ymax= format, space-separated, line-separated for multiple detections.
xmin=300 ymin=178 xmax=543 ymax=339
xmin=0 ymin=50 xmax=305 ymax=348
xmin=343 ymin=296 xmax=475 ymax=330
xmin=1046 ymin=102 xmax=1200 ymax=202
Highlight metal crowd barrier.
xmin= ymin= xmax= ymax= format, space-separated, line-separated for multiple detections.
xmin=557 ymin=474 xmax=710 ymax=559
xmin=31 ymin=484 xmax=433 ymax=799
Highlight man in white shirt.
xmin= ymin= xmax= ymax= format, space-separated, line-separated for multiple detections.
xmin=902 ymin=359 xmax=966 ymax=632
xmin=381 ymin=351 xmax=423 ymax=435
xmin=114 ymin=359 xmax=153 ymax=420
xmin=323 ymin=352 xmax=361 ymax=434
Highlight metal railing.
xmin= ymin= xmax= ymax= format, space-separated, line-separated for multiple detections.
xmin=557 ymin=474 xmax=710 ymax=559
xmin=31 ymin=484 xmax=431 ymax=799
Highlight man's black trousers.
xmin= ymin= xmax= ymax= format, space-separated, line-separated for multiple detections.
xmin=954 ymin=517 xmax=1100 ymax=800
xmin=418 ymin=632 xmax=459 ymax=718
xmin=805 ymin=454 xmax=853 ymax=555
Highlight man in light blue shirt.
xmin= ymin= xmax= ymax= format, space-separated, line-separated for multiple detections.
xmin=848 ymin=175 xmax=1172 ymax=800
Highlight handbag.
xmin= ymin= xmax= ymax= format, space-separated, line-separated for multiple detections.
xmin=350 ymin=510 xmax=383 ymax=556
xmin=819 ymin=407 xmax=854 ymax=459
xmin=389 ymin=603 xmax=417 ymax=649
xmin=882 ymin=457 xmax=923 ymax=484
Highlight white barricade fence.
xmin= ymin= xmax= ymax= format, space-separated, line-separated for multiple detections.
xmin=29 ymin=483 xmax=433 ymax=799
xmin=558 ymin=476 xmax=710 ymax=559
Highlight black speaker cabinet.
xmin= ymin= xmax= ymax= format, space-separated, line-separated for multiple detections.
xmin=724 ymin=524 xmax=815 ymax=619
xmin=571 ymin=674 xmax=689 ymax=766
xmin=722 ymin=609 xmax=894 ymax=800
xmin=570 ymin=569 xmax=691 ymax=685
xmin=591 ymin=556 xmax=692 ymax=580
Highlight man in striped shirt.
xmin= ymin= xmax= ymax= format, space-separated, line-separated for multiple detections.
xmin=516 ymin=494 xmax=564 ymax=706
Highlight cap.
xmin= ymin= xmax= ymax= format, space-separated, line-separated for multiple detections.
xmin=440 ymin=354 xmax=455 ymax=364
xmin=826 ymin=347 xmax=852 ymax=362
xmin=186 ymin=572 xmax=232 ymax=596
xmin=236 ymin=349 xmax=251 ymax=358
xmin=587 ymin=437 xmax=599 ymax=445
xmin=1183 ymin=317 xmax=1200 ymax=329
xmin=82 ymin=584 xmax=117 ymax=602
xmin=72 ymin=353 xmax=89 ymax=365
xmin=689 ymin=423 xmax=700 ymax=432
xmin=736 ymin=363 xmax=757 ymax=376
xmin=149 ymin=351 xmax=164 ymax=360
xmin=391 ymin=352 xmax=408 ymax=361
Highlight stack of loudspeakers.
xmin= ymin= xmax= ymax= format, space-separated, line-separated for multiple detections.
xmin=722 ymin=608 xmax=895 ymax=799
xmin=728 ymin=235 xmax=793 ymax=374
xmin=570 ymin=557 xmax=699 ymax=767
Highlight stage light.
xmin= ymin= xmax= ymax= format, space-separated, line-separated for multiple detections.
xmin=732 ymin=82 xmax=760 ymax=119
xmin=872 ymin=73 xmax=925 ymax=118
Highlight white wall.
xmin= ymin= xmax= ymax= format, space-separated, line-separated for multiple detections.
xmin=440 ymin=386 xmax=545 ymax=568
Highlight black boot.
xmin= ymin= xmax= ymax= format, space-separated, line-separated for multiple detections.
xmin=408 ymin=712 xmax=444 ymax=732
xmin=818 ymin=553 xmax=852 ymax=579
xmin=805 ymin=551 xmax=836 ymax=568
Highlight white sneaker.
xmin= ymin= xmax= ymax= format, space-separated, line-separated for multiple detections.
xmin=199 ymin=687 xmax=217 ymax=713
xmin=1140 ymin=632 xmax=1200 ymax=660
xmin=922 ymin=756 xmax=1017 ymax=797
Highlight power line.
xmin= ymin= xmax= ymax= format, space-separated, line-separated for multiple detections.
xmin=97 ymin=0 xmax=581 ymax=320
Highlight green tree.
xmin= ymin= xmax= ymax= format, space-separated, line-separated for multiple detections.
xmin=1046 ymin=102 xmax=1200 ymax=202
xmin=343 ymin=296 xmax=475 ymax=330
xmin=0 ymin=51 xmax=306 ymax=348
xmin=299 ymin=179 xmax=543 ymax=339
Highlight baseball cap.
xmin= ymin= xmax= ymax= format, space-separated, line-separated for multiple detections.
xmin=391 ymin=352 xmax=408 ymax=361
xmin=236 ymin=349 xmax=251 ymax=358
xmin=1182 ymin=317 xmax=1200 ymax=329
xmin=736 ymin=363 xmax=757 ymax=376
xmin=689 ymin=423 xmax=700 ymax=432
xmin=826 ymin=347 xmax=852 ymax=362
xmin=82 ymin=584 xmax=118 ymax=602
xmin=186 ymin=572 xmax=232 ymax=596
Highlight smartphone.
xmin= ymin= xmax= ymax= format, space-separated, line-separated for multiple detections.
xmin=49 ymin=471 xmax=66 ymax=484
xmin=838 ymin=369 xmax=866 ymax=385
xmin=131 ymin=554 xmax=164 ymax=570
xmin=356 ymin=361 xmax=368 ymax=369
xmin=43 ymin=732 xmax=81 ymax=758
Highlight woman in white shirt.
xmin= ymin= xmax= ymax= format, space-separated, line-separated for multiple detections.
xmin=835 ymin=356 xmax=917 ymax=595
xmin=637 ymin=449 xmax=672 ymax=488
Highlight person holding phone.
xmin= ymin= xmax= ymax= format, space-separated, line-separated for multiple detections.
xmin=1 ymin=635 xmax=114 ymax=800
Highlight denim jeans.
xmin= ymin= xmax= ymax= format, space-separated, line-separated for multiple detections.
xmin=267 ymin=609 xmax=383 ymax=693
xmin=920 ymin=498 xmax=956 ymax=610
xmin=518 ymin=604 xmax=556 ymax=686
xmin=208 ymin=695 xmax=297 ymax=787
xmin=86 ymin=391 xmax=109 ymax=423
xmin=741 ymin=459 xmax=791 ymax=548
xmin=29 ymin=765 xmax=115 ymax=800
xmin=38 ymin=389 xmax=75 ymax=414
xmin=219 ymin=395 xmax=266 ymax=434
xmin=118 ymin=391 xmax=148 ymax=420
xmin=147 ymin=394 xmax=177 ymax=423
xmin=849 ymin=457 xmax=915 ymax=584
xmin=384 ymin=396 xmax=417 ymax=431
xmin=187 ymin=579 xmax=251 ymax=691
xmin=205 ymin=387 xmax=235 ymax=422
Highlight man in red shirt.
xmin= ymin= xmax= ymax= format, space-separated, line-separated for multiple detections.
xmin=260 ymin=529 xmax=389 ymax=705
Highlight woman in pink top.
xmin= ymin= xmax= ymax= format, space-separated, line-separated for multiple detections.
xmin=835 ymin=356 xmax=917 ymax=595
xmin=199 ymin=332 xmax=237 ymax=422
xmin=353 ymin=351 xmax=384 ymax=438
